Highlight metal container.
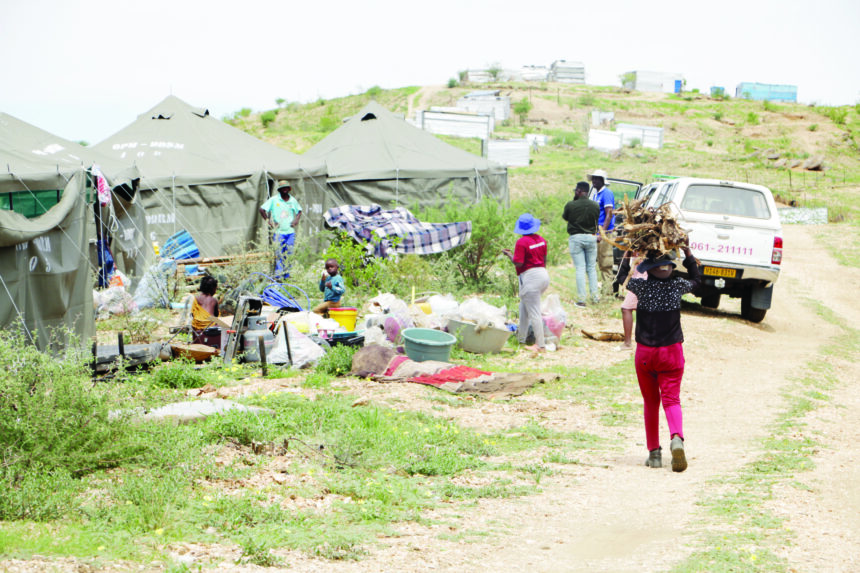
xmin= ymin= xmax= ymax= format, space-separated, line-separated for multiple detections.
xmin=241 ymin=316 xmax=275 ymax=362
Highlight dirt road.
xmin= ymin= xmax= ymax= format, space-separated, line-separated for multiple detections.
xmin=289 ymin=224 xmax=860 ymax=572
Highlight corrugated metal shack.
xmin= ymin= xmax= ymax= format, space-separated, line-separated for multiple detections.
xmin=616 ymin=123 xmax=664 ymax=149
xmin=587 ymin=129 xmax=622 ymax=152
xmin=591 ymin=111 xmax=615 ymax=127
xmin=623 ymin=71 xmax=684 ymax=94
xmin=484 ymin=139 xmax=530 ymax=167
xmin=550 ymin=60 xmax=585 ymax=83
xmin=520 ymin=65 xmax=550 ymax=82
xmin=735 ymin=82 xmax=797 ymax=102
xmin=414 ymin=109 xmax=493 ymax=140
xmin=465 ymin=69 xmax=493 ymax=83
xmin=457 ymin=90 xmax=511 ymax=121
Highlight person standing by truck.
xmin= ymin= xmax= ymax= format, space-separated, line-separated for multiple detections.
xmin=562 ymin=181 xmax=601 ymax=307
xmin=625 ymin=247 xmax=701 ymax=472
xmin=588 ymin=169 xmax=616 ymax=295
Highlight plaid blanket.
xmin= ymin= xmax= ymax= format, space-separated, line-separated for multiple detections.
xmin=324 ymin=204 xmax=471 ymax=257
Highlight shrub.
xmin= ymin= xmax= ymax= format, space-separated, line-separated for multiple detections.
xmin=366 ymin=85 xmax=382 ymax=99
xmin=237 ymin=107 xmax=252 ymax=118
xmin=314 ymin=344 xmax=358 ymax=377
xmin=322 ymin=231 xmax=391 ymax=291
xmin=808 ymin=123 xmax=818 ymax=132
xmin=148 ymin=357 xmax=217 ymax=389
xmin=260 ymin=110 xmax=277 ymax=128
xmin=319 ymin=114 xmax=338 ymax=133
xmin=746 ymin=111 xmax=760 ymax=125
xmin=0 ymin=331 xmax=152 ymax=518
xmin=821 ymin=106 xmax=847 ymax=125
xmin=513 ymin=97 xmax=532 ymax=124
xmin=421 ymin=196 xmax=512 ymax=288
xmin=447 ymin=78 xmax=458 ymax=89
xmin=713 ymin=110 xmax=723 ymax=121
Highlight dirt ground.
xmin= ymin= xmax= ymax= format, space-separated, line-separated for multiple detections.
xmin=3 ymin=225 xmax=858 ymax=573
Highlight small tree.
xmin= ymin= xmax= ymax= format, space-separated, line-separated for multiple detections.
xmin=513 ymin=97 xmax=532 ymax=125
xmin=620 ymin=72 xmax=635 ymax=89
xmin=260 ymin=110 xmax=277 ymax=128
xmin=447 ymin=78 xmax=458 ymax=89
xmin=275 ymin=97 xmax=286 ymax=108
xmin=487 ymin=62 xmax=502 ymax=81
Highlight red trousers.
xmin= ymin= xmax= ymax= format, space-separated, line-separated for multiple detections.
xmin=635 ymin=342 xmax=685 ymax=451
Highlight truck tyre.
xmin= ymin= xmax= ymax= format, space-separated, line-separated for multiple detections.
xmin=700 ymin=293 xmax=721 ymax=309
xmin=741 ymin=290 xmax=767 ymax=323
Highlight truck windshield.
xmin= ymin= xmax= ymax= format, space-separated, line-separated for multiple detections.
xmin=681 ymin=185 xmax=771 ymax=219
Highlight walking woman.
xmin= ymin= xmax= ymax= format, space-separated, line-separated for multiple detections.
xmin=502 ymin=213 xmax=550 ymax=353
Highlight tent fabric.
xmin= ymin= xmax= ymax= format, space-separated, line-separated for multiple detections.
xmin=0 ymin=112 xmax=136 ymax=194
xmin=304 ymin=102 xmax=506 ymax=182
xmin=303 ymin=102 xmax=508 ymax=215
xmin=324 ymin=204 xmax=471 ymax=256
xmin=0 ymin=171 xmax=94 ymax=350
xmin=92 ymin=95 xmax=325 ymax=185
xmin=92 ymin=95 xmax=326 ymax=257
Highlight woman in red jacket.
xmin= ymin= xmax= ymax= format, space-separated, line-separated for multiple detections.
xmin=502 ymin=213 xmax=550 ymax=353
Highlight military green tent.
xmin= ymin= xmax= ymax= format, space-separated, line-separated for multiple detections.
xmin=92 ymin=96 xmax=326 ymax=258
xmin=303 ymin=101 xmax=508 ymax=213
xmin=0 ymin=170 xmax=93 ymax=350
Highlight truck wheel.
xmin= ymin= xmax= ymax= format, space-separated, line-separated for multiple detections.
xmin=700 ymin=293 xmax=721 ymax=309
xmin=741 ymin=291 xmax=767 ymax=323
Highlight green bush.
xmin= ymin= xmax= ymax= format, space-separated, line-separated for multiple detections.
xmin=237 ymin=108 xmax=252 ymax=118
xmin=447 ymin=78 xmax=458 ymax=89
xmin=366 ymin=85 xmax=382 ymax=99
xmin=148 ymin=357 xmax=217 ymax=389
xmin=808 ymin=123 xmax=818 ymax=132
xmin=315 ymin=344 xmax=358 ymax=377
xmin=322 ymin=231 xmax=392 ymax=291
xmin=0 ymin=331 xmax=152 ymax=519
xmin=746 ymin=111 xmax=760 ymax=125
xmin=821 ymin=106 xmax=847 ymax=125
xmin=421 ymin=196 xmax=513 ymax=289
xmin=713 ymin=110 xmax=723 ymax=121
xmin=260 ymin=110 xmax=277 ymax=128
xmin=513 ymin=97 xmax=532 ymax=124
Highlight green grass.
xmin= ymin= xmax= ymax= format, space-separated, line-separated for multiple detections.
xmin=673 ymin=297 xmax=860 ymax=572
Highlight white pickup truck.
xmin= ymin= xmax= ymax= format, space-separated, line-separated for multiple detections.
xmin=645 ymin=177 xmax=783 ymax=322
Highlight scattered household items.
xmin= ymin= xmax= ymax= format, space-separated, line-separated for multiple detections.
xmin=222 ymin=296 xmax=268 ymax=364
xmin=133 ymin=259 xmax=177 ymax=309
xmin=240 ymin=315 xmax=275 ymax=362
xmin=161 ymin=229 xmax=200 ymax=261
xmin=93 ymin=342 xmax=163 ymax=374
xmin=401 ymin=328 xmax=457 ymax=362
xmin=94 ymin=286 xmax=138 ymax=316
xmin=324 ymin=204 xmax=472 ymax=257
xmin=350 ymin=345 xmax=558 ymax=399
xmin=328 ymin=307 xmax=358 ymax=330
xmin=268 ymin=321 xmax=326 ymax=368
xmin=170 ymin=342 xmax=219 ymax=362
xmin=446 ymin=319 xmax=511 ymax=354
xmin=581 ymin=330 xmax=625 ymax=342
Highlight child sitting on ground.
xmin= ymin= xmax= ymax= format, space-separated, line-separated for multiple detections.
xmin=313 ymin=258 xmax=346 ymax=316
xmin=191 ymin=276 xmax=220 ymax=346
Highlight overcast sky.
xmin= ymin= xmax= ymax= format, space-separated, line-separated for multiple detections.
xmin=2 ymin=0 xmax=858 ymax=145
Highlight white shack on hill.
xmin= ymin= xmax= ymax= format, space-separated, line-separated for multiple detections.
xmin=484 ymin=139 xmax=530 ymax=167
xmin=412 ymin=109 xmax=493 ymax=140
xmin=616 ymin=123 xmax=664 ymax=149
xmin=457 ymin=90 xmax=511 ymax=121
xmin=550 ymin=60 xmax=586 ymax=83
xmin=623 ymin=71 xmax=684 ymax=94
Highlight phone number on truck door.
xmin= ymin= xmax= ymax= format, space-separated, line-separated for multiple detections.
xmin=689 ymin=242 xmax=754 ymax=256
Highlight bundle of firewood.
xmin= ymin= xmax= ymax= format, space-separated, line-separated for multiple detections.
xmin=604 ymin=198 xmax=689 ymax=256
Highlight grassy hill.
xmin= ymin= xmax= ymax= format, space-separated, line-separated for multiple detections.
xmin=227 ymin=82 xmax=860 ymax=222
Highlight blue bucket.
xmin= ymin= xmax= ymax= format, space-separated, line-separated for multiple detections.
xmin=401 ymin=328 xmax=456 ymax=363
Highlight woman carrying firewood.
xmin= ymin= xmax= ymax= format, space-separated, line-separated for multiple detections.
xmin=625 ymin=246 xmax=700 ymax=472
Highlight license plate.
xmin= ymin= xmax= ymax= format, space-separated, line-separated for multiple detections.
xmin=703 ymin=266 xmax=737 ymax=278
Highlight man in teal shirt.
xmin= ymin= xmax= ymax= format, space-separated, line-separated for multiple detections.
xmin=259 ymin=180 xmax=302 ymax=278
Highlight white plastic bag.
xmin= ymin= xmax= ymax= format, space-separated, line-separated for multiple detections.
xmin=365 ymin=293 xmax=409 ymax=316
xmin=269 ymin=322 xmax=325 ymax=368
xmin=457 ymin=297 xmax=507 ymax=331
xmin=541 ymin=294 xmax=567 ymax=339
xmin=427 ymin=294 xmax=459 ymax=316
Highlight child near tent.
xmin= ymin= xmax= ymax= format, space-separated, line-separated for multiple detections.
xmin=191 ymin=276 xmax=221 ymax=347
xmin=313 ymin=258 xmax=346 ymax=316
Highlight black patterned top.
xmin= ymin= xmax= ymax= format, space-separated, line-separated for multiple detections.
xmin=627 ymin=258 xmax=701 ymax=347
